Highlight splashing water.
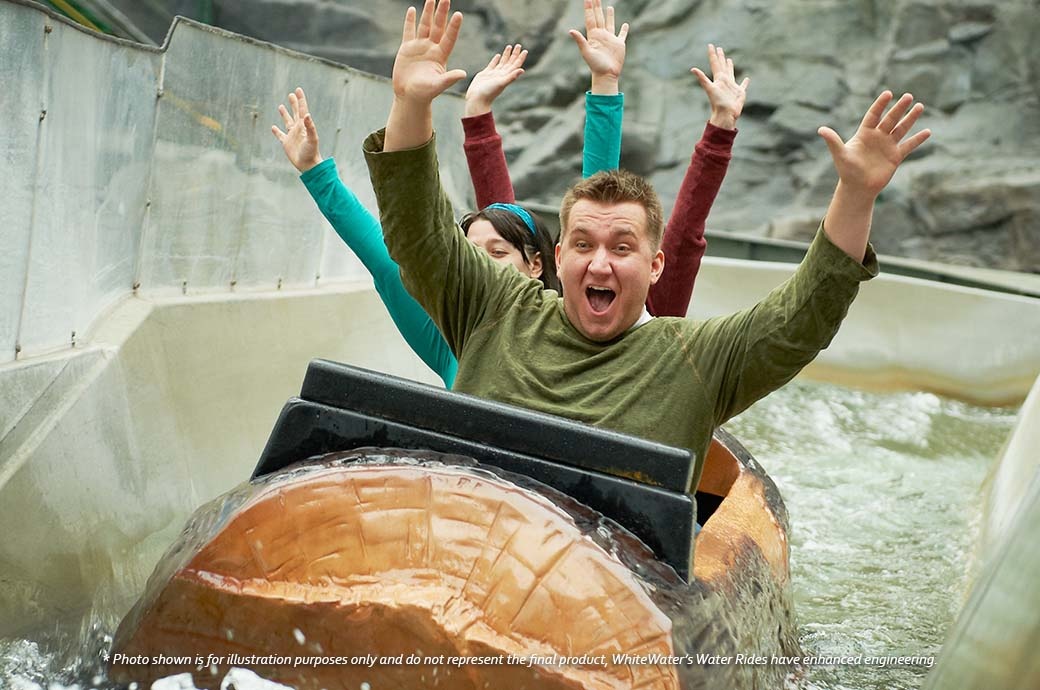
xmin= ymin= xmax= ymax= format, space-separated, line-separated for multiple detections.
xmin=726 ymin=380 xmax=1017 ymax=690
xmin=0 ymin=381 xmax=1018 ymax=690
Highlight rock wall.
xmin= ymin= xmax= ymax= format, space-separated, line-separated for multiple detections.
xmin=115 ymin=0 xmax=1040 ymax=272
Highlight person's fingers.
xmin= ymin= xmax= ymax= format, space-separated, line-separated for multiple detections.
xmin=690 ymin=67 xmax=712 ymax=92
xmin=416 ymin=0 xmax=434 ymax=39
xmin=288 ymin=91 xmax=300 ymax=120
xmin=402 ymin=5 xmax=416 ymax=42
xmin=583 ymin=0 xmax=595 ymax=32
xmin=740 ymin=76 xmax=751 ymax=91
xmin=606 ymin=5 xmax=615 ymax=34
xmin=439 ymin=68 xmax=468 ymax=91
xmin=726 ymin=57 xmax=734 ymax=77
xmin=485 ymin=52 xmax=501 ymax=71
xmin=514 ymin=48 xmax=529 ymax=69
xmin=890 ymin=102 xmax=924 ymax=140
xmin=303 ymin=113 xmax=318 ymax=139
xmin=271 ymin=125 xmax=286 ymax=143
xmin=569 ymin=28 xmax=589 ymax=52
xmin=430 ymin=0 xmax=450 ymax=43
xmin=440 ymin=11 xmax=463 ymax=57
xmin=593 ymin=0 xmax=605 ymax=29
xmin=817 ymin=126 xmax=845 ymax=159
xmin=706 ymin=43 xmax=720 ymax=76
xmin=860 ymin=90 xmax=893 ymax=129
xmin=879 ymin=92 xmax=914 ymax=133
xmin=295 ymin=87 xmax=310 ymax=118
xmin=617 ymin=22 xmax=629 ymax=42
xmin=504 ymin=44 xmax=520 ymax=66
xmin=278 ymin=103 xmax=293 ymax=130
xmin=898 ymin=128 xmax=932 ymax=159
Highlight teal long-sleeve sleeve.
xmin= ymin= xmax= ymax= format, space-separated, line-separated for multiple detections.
xmin=582 ymin=92 xmax=623 ymax=178
xmin=300 ymin=157 xmax=458 ymax=388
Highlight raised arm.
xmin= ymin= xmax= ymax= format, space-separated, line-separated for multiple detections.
xmin=646 ymin=44 xmax=748 ymax=317
xmin=272 ymin=87 xmax=458 ymax=387
xmin=570 ymin=0 xmax=629 ymax=176
xmin=700 ymin=91 xmax=930 ymax=424
xmin=461 ymin=44 xmax=528 ymax=207
xmin=384 ymin=0 xmax=467 ymax=152
xmin=369 ymin=0 xmax=522 ymax=355
xmin=819 ymin=90 xmax=930 ymax=261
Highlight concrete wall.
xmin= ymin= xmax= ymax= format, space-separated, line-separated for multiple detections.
xmin=0 ymin=0 xmax=475 ymax=365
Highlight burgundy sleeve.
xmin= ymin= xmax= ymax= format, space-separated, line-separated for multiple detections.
xmin=646 ymin=122 xmax=737 ymax=318
xmin=461 ymin=111 xmax=516 ymax=208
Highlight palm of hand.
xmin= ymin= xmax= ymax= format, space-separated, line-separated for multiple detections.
xmin=469 ymin=67 xmax=508 ymax=102
xmin=584 ymin=28 xmax=624 ymax=77
xmin=283 ymin=121 xmax=316 ymax=169
xmin=707 ymin=76 xmax=746 ymax=119
xmin=393 ymin=39 xmax=452 ymax=100
xmin=834 ymin=129 xmax=903 ymax=194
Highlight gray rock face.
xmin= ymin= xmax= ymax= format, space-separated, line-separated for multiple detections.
xmin=119 ymin=0 xmax=1040 ymax=272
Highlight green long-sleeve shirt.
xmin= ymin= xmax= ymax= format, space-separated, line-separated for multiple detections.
xmin=302 ymin=97 xmax=625 ymax=389
xmin=364 ymin=130 xmax=877 ymax=489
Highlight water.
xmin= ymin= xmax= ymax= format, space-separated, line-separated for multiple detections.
xmin=726 ymin=380 xmax=1018 ymax=690
xmin=0 ymin=381 xmax=1019 ymax=690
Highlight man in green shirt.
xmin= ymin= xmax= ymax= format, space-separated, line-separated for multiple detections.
xmin=363 ymin=0 xmax=930 ymax=490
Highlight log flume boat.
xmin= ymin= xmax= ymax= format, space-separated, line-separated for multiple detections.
xmin=109 ymin=361 xmax=799 ymax=689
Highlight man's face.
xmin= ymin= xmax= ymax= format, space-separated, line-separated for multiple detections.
xmin=555 ymin=199 xmax=664 ymax=342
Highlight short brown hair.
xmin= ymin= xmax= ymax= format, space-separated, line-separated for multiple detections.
xmin=559 ymin=169 xmax=664 ymax=249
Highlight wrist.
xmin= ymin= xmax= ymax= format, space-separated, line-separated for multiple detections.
xmin=591 ymin=73 xmax=620 ymax=96
xmin=298 ymin=155 xmax=323 ymax=173
xmin=392 ymin=93 xmax=435 ymax=110
xmin=464 ymin=98 xmax=492 ymax=118
xmin=833 ymin=179 xmax=880 ymax=209
xmin=708 ymin=109 xmax=738 ymax=130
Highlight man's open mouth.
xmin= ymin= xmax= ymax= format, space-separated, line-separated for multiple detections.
xmin=586 ymin=286 xmax=616 ymax=314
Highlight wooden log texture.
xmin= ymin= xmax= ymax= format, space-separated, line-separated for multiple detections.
xmin=111 ymin=458 xmax=682 ymax=689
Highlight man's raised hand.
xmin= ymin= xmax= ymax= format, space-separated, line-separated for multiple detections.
xmin=819 ymin=91 xmax=931 ymax=198
xmin=568 ymin=0 xmax=629 ymax=95
xmin=271 ymin=87 xmax=322 ymax=173
xmin=690 ymin=44 xmax=749 ymax=131
xmin=465 ymin=44 xmax=528 ymax=117
xmin=393 ymin=0 xmax=466 ymax=105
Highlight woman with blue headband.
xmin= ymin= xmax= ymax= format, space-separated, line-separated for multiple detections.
xmin=459 ymin=203 xmax=559 ymax=292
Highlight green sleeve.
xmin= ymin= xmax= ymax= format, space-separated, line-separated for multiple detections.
xmin=692 ymin=225 xmax=879 ymax=423
xmin=300 ymin=157 xmax=458 ymax=388
xmin=582 ymin=92 xmax=623 ymax=178
xmin=362 ymin=130 xmax=524 ymax=358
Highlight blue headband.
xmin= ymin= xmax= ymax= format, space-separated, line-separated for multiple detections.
xmin=484 ymin=203 xmax=537 ymax=238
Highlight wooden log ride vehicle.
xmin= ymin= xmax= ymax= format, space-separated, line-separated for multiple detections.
xmin=109 ymin=361 xmax=800 ymax=689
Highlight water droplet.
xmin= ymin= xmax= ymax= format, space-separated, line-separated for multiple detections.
xmin=293 ymin=628 xmax=306 ymax=644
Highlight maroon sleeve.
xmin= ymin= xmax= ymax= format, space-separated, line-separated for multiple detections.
xmin=646 ymin=122 xmax=737 ymax=317
xmin=461 ymin=111 xmax=516 ymax=208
